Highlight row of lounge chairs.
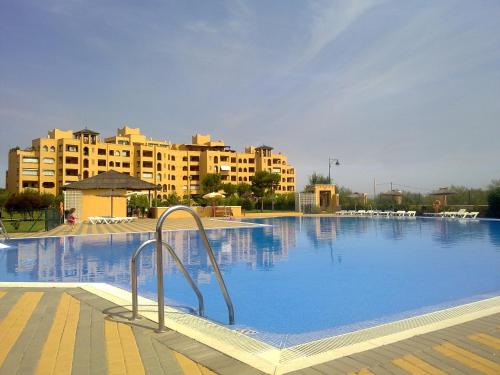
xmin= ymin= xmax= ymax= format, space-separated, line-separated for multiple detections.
xmin=438 ymin=209 xmax=479 ymax=219
xmin=337 ymin=210 xmax=416 ymax=217
xmin=87 ymin=216 xmax=138 ymax=224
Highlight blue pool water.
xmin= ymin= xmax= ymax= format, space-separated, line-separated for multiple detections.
xmin=1 ymin=217 xmax=499 ymax=344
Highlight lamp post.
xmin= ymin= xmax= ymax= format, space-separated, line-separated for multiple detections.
xmin=328 ymin=158 xmax=340 ymax=184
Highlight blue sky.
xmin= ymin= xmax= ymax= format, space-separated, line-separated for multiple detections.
xmin=1 ymin=0 xmax=499 ymax=193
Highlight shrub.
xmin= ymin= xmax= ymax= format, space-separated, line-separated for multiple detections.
xmin=487 ymin=187 xmax=500 ymax=218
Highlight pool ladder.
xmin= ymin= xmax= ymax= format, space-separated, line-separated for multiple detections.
xmin=130 ymin=205 xmax=235 ymax=332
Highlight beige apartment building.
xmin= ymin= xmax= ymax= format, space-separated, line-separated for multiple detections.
xmin=6 ymin=126 xmax=296 ymax=198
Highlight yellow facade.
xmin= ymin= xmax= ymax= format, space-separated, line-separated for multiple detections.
xmin=6 ymin=127 xmax=296 ymax=197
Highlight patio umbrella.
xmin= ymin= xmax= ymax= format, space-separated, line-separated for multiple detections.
xmin=203 ymin=192 xmax=225 ymax=217
xmin=430 ymin=187 xmax=456 ymax=206
xmin=202 ymin=192 xmax=225 ymax=200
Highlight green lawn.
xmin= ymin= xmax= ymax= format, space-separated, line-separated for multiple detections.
xmin=3 ymin=219 xmax=46 ymax=233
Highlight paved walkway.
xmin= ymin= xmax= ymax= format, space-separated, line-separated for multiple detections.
xmin=0 ymin=287 xmax=263 ymax=375
xmin=8 ymin=217 xmax=260 ymax=238
xmin=0 ymin=287 xmax=499 ymax=374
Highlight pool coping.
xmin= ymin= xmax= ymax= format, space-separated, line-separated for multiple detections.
xmin=0 ymin=282 xmax=498 ymax=374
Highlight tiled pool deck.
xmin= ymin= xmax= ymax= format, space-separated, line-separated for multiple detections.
xmin=0 ymin=286 xmax=498 ymax=375
xmin=7 ymin=217 xmax=263 ymax=238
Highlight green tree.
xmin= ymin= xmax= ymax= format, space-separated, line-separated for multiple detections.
xmin=488 ymin=187 xmax=500 ymax=218
xmin=128 ymin=194 xmax=150 ymax=217
xmin=0 ymin=189 xmax=12 ymax=208
xmin=221 ymin=183 xmax=237 ymax=196
xmin=236 ymin=182 xmax=252 ymax=197
xmin=304 ymin=172 xmax=331 ymax=192
xmin=201 ymin=173 xmax=222 ymax=193
xmin=251 ymin=171 xmax=281 ymax=211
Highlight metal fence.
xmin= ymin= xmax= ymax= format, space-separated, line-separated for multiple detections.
xmin=295 ymin=192 xmax=316 ymax=213
xmin=0 ymin=208 xmax=62 ymax=233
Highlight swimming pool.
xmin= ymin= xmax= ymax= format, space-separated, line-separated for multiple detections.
xmin=1 ymin=216 xmax=499 ymax=347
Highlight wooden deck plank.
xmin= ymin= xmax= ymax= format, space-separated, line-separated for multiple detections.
xmin=0 ymin=290 xmax=61 ymax=375
xmin=468 ymin=333 xmax=500 ymax=350
xmin=392 ymin=354 xmax=447 ymax=375
xmin=434 ymin=342 xmax=500 ymax=375
xmin=0 ymin=292 xmax=44 ymax=367
xmin=35 ymin=292 xmax=80 ymax=375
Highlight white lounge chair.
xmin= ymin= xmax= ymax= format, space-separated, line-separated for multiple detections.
xmin=356 ymin=210 xmax=366 ymax=216
xmin=449 ymin=209 xmax=467 ymax=218
xmin=395 ymin=210 xmax=406 ymax=216
xmin=406 ymin=211 xmax=416 ymax=217
xmin=88 ymin=217 xmax=105 ymax=224
xmin=366 ymin=210 xmax=375 ymax=216
xmin=464 ymin=212 xmax=479 ymax=219
xmin=379 ymin=211 xmax=390 ymax=217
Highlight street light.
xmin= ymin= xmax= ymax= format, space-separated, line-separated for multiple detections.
xmin=328 ymin=157 xmax=340 ymax=184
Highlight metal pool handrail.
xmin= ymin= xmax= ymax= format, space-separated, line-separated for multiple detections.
xmin=155 ymin=205 xmax=235 ymax=330
xmin=131 ymin=238 xmax=204 ymax=322
xmin=131 ymin=205 xmax=235 ymax=332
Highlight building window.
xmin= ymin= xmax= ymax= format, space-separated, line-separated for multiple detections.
xmin=157 ymin=152 xmax=162 ymax=160
xmin=43 ymin=170 xmax=55 ymax=176
xmin=50 ymin=146 xmax=55 ymax=152
xmin=43 ymin=157 xmax=55 ymax=164
xmin=83 ymin=147 xmax=89 ymax=156
xmin=22 ymin=157 xmax=39 ymax=163
xmin=182 ymin=156 xmax=188 ymax=162
xmin=22 ymin=168 xmax=38 ymax=176
xmin=171 ymin=166 xmax=175 ymax=171
xmin=66 ymin=145 xmax=78 ymax=152
xmin=123 ymin=162 xmax=130 ymax=168
xmin=190 ymin=156 xmax=199 ymax=162
xmin=143 ymin=161 xmax=153 ymax=168
xmin=98 ymin=159 xmax=106 ymax=167
xmin=115 ymin=150 xmax=121 ymax=156
xmin=142 ymin=172 xmax=153 ymax=179
xmin=98 ymin=148 xmax=106 ymax=155
xmin=65 ymin=169 xmax=79 ymax=176
xmin=143 ymin=150 xmax=153 ymax=157
xmin=43 ymin=146 xmax=49 ymax=152
xmin=157 ymin=163 xmax=162 ymax=171
xmin=109 ymin=161 xmax=115 ymax=167
xmin=157 ymin=173 xmax=162 ymax=181
xmin=249 ymin=158 xmax=255 ymax=163
xmin=42 ymin=181 xmax=55 ymax=188
xmin=83 ymin=170 xmax=89 ymax=179
xmin=171 ymin=156 xmax=175 ymax=161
